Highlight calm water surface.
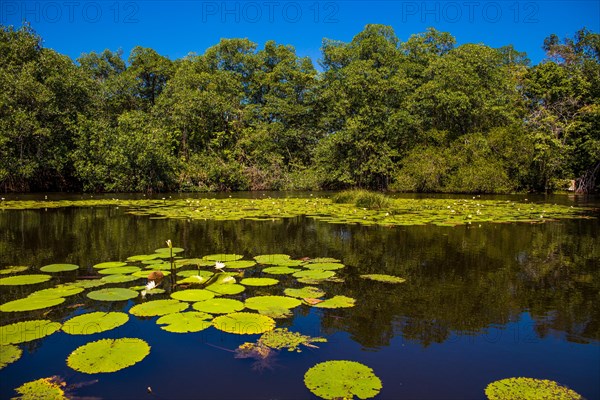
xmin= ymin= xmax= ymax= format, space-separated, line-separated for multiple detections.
xmin=0 ymin=193 xmax=599 ymax=399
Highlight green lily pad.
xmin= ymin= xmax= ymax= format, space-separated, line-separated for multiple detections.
xmin=206 ymin=283 xmax=246 ymax=295
xmin=262 ymin=266 xmax=300 ymax=275
xmin=310 ymin=257 xmax=341 ymax=263
xmin=485 ymin=377 xmax=583 ymax=400
xmin=40 ymin=264 xmax=79 ymax=273
xmin=100 ymin=274 xmax=141 ymax=284
xmin=212 ymin=312 xmax=275 ymax=334
xmin=28 ymin=285 xmax=84 ymax=298
xmin=360 ymin=274 xmax=406 ymax=284
xmin=223 ymin=260 xmax=257 ymax=269
xmin=254 ymin=254 xmax=292 ymax=265
xmin=0 ymin=344 xmax=23 ymax=369
xmin=67 ymin=338 xmax=150 ymax=374
xmin=0 ymin=320 xmax=62 ymax=345
xmin=93 ymin=261 xmax=127 ymax=269
xmin=170 ymin=289 xmax=215 ymax=302
xmin=0 ymin=266 xmax=29 ymax=275
xmin=176 ymin=259 xmax=215 ymax=267
xmin=0 ymin=274 xmax=52 ymax=286
xmin=156 ymin=311 xmax=213 ymax=333
xmin=192 ymin=298 xmax=244 ymax=314
xmin=70 ymin=279 xmax=106 ymax=288
xmin=155 ymin=247 xmax=184 ymax=253
xmin=87 ymin=288 xmax=139 ymax=301
xmin=62 ymin=312 xmax=129 ymax=335
xmin=313 ymin=295 xmax=356 ymax=309
xmin=127 ymin=254 xmax=159 ymax=262
xmin=259 ymin=328 xmax=327 ymax=352
xmin=177 ymin=270 xmax=214 ymax=278
xmin=98 ymin=266 xmax=141 ymax=275
xmin=129 ymin=299 xmax=188 ymax=317
xmin=0 ymin=296 xmax=65 ymax=312
xmin=284 ymin=286 xmax=326 ymax=299
xmin=304 ymin=263 xmax=345 ymax=271
xmin=240 ymin=277 xmax=279 ymax=287
xmin=245 ymin=296 xmax=302 ymax=313
xmin=304 ymin=360 xmax=382 ymax=399
xmin=13 ymin=376 xmax=67 ymax=399
xmin=202 ymin=254 xmax=244 ymax=262
xmin=293 ymin=270 xmax=336 ymax=280
xmin=131 ymin=270 xmax=170 ymax=278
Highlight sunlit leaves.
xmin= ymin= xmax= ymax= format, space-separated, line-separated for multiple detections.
xmin=67 ymin=338 xmax=150 ymax=373
xmin=304 ymin=360 xmax=382 ymax=399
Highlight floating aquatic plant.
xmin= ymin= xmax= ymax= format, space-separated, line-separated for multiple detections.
xmin=177 ymin=270 xmax=214 ymax=279
xmin=212 ymin=312 xmax=276 ymax=334
xmin=360 ymin=274 xmax=406 ymax=284
xmin=262 ymin=266 xmax=300 ymax=275
xmin=240 ymin=277 xmax=279 ymax=286
xmin=244 ymin=296 xmax=302 ymax=317
xmin=0 ymin=344 xmax=22 ymax=369
xmin=100 ymin=274 xmax=141 ymax=284
xmin=156 ymin=311 xmax=213 ymax=333
xmin=62 ymin=312 xmax=129 ymax=335
xmin=313 ymin=295 xmax=356 ymax=309
xmin=193 ymin=298 xmax=244 ymax=314
xmin=70 ymin=279 xmax=106 ymax=288
xmin=206 ymin=283 xmax=246 ymax=295
xmin=203 ymin=254 xmax=244 ymax=262
xmin=222 ymin=260 xmax=257 ymax=269
xmin=28 ymin=285 xmax=84 ymax=299
xmin=259 ymin=328 xmax=327 ymax=352
xmin=67 ymin=338 xmax=150 ymax=373
xmin=0 ymin=274 xmax=51 ymax=286
xmin=254 ymin=254 xmax=293 ymax=265
xmin=0 ymin=266 xmax=29 ymax=274
xmin=304 ymin=263 xmax=345 ymax=271
xmin=170 ymin=289 xmax=215 ymax=302
xmin=97 ymin=266 xmax=141 ymax=275
xmin=304 ymin=360 xmax=382 ymax=399
xmin=127 ymin=254 xmax=160 ymax=262
xmin=484 ymin=377 xmax=583 ymax=400
xmin=293 ymin=270 xmax=336 ymax=280
xmin=87 ymin=288 xmax=138 ymax=301
xmin=92 ymin=261 xmax=126 ymax=269
xmin=12 ymin=376 xmax=67 ymax=399
xmin=284 ymin=286 xmax=326 ymax=299
xmin=40 ymin=264 xmax=79 ymax=273
xmin=0 ymin=320 xmax=61 ymax=345
xmin=129 ymin=299 xmax=188 ymax=317
xmin=0 ymin=296 xmax=65 ymax=312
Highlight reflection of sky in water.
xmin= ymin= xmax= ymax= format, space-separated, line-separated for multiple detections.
xmin=0 ymin=194 xmax=598 ymax=399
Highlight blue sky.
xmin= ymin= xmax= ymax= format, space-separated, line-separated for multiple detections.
xmin=1 ymin=1 xmax=598 ymax=66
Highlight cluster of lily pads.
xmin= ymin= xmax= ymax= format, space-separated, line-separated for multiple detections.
xmin=0 ymin=196 xmax=595 ymax=227
xmin=0 ymin=247 xmax=411 ymax=399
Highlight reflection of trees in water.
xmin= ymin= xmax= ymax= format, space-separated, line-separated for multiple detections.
xmin=0 ymin=207 xmax=598 ymax=349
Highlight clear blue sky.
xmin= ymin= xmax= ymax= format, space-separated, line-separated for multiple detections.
xmin=1 ymin=1 xmax=598 ymax=66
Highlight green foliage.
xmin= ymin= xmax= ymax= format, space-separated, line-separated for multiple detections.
xmin=0 ymin=344 xmax=22 ymax=369
xmin=212 ymin=312 xmax=276 ymax=334
xmin=0 ymin=274 xmax=51 ymax=285
xmin=0 ymin=320 xmax=61 ymax=345
xmin=485 ymin=377 xmax=583 ymax=400
xmin=62 ymin=312 xmax=129 ymax=335
xmin=258 ymin=328 xmax=327 ymax=352
xmin=129 ymin=299 xmax=188 ymax=317
xmin=12 ymin=376 xmax=67 ymax=400
xmin=156 ymin=311 xmax=213 ymax=333
xmin=360 ymin=274 xmax=406 ymax=284
xmin=304 ymin=360 xmax=382 ymax=399
xmin=67 ymin=338 xmax=150 ymax=373
xmin=332 ymin=190 xmax=392 ymax=209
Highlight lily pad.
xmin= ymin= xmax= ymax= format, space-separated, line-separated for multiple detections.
xmin=284 ymin=286 xmax=326 ymax=299
xmin=240 ymin=277 xmax=279 ymax=287
xmin=13 ymin=376 xmax=67 ymax=399
xmin=170 ymin=289 xmax=215 ymax=302
xmin=313 ymin=295 xmax=356 ymax=309
xmin=206 ymin=283 xmax=246 ymax=295
xmin=127 ymin=254 xmax=159 ymax=262
xmin=129 ymin=299 xmax=188 ymax=317
xmin=131 ymin=270 xmax=170 ymax=278
xmin=62 ymin=312 xmax=129 ymax=335
xmin=223 ymin=260 xmax=257 ymax=269
xmin=155 ymin=247 xmax=184 ymax=253
xmin=259 ymin=328 xmax=327 ymax=352
xmin=87 ymin=288 xmax=139 ymax=301
xmin=310 ymin=257 xmax=341 ymax=263
xmin=304 ymin=263 xmax=345 ymax=271
xmin=304 ymin=360 xmax=382 ymax=399
xmin=193 ymin=298 xmax=244 ymax=314
xmin=293 ymin=270 xmax=336 ymax=280
xmin=0 ymin=344 xmax=23 ymax=369
xmin=360 ymin=274 xmax=406 ymax=284
xmin=40 ymin=264 xmax=79 ymax=273
xmin=0 ymin=320 xmax=61 ymax=345
xmin=0 ymin=274 xmax=52 ymax=286
xmin=254 ymin=254 xmax=292 ymax=265
xmin=92 ymin=261 xmax=126 ymax=269
xmin=28 ymin=285 xmax=84 ymax=299
xmin=97 ymin=266 xmax=141 ymax=275
xmin=0 ymin=296 xmax=65 ymax=312
xmin=177 ymin=270 xmax=215 ymax=279
xmin=212 ymin=312 xmax=275 ymax=334
xmin=71 ymin=279 xmax=106 ymax=288
xmin=67 ymin=338 xmax=150 ymax=373
xmin=485 ymin=377 xmax=583 ymax=400
xmin=100 ymin=274 xmax=141 ymax=284
xmin=245 ymin=296 xmax=302 ymax=313
xmin=156 ymin=311 xmax=213 ymax=333
xmin=202 ymin=254 xmax=244 ymax=262
xmin=262 ymin=266 xmax=300 ymax=275
xmin=0 ymin=266 xmax=29 ymax=274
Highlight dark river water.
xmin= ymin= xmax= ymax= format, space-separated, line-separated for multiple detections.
xmin=0 ymin=193 xmax=599 ymax=399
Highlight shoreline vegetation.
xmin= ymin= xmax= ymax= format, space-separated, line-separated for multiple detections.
xmin=0 ymin=24 xmax=598 ymax=194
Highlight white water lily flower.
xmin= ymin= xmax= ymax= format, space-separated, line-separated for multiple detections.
xmin=166 ymin=239 xmax=172 ymax=248
xmin=145 ymin=280 xmax=156 ymax=290
xmin=215 ymin=262 xmax=226 ymax=271
xmin=141 ymin=290 xmax=147 ymax=298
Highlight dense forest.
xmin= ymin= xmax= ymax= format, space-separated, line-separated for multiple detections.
xmin=0 ymin=24 xmax=598 ymax=193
